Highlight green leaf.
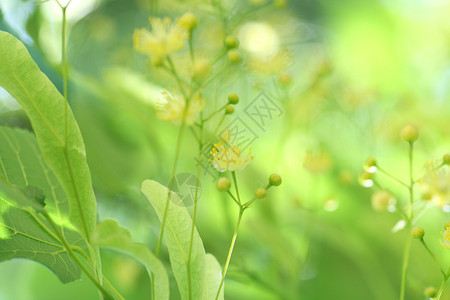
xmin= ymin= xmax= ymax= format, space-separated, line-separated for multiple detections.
xmin=92 ymin=219 xmax=169 ymax=300
xmin=141 ymin=179 xmax=223 ymax=300
xmin=0 ymin=193 xmax=83 ymax=283
xmin=0 ymin=31 xmax=97 ymax=240
xmin=0 ymin=126 xmax=83 ymax=282
xmin=204 ymin=254 xmax=224 ymax=300
xmin=0 ymin=126 xmax=66 ymax=217
xmin=0 ymin=179 xmax=45 ymax=212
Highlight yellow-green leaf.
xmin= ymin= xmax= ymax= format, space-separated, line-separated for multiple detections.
xmin=92 ymin=219 xmax=169 ymax=300
xmin=0 ymin=31 xmax=97 ymax=241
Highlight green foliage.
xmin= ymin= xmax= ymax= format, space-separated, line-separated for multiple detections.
xmin=0 ymin=126 xmax=84 ymax=283
xmin=0 ymin=30 xmax=97 ymax=241
xmin=92 ymin=219 xmax=169 ymax=300
xmin=0 ymin=126 xmax=67 ymax=218
xmin=0 ymin=197 xmax=82 ymax=283
xmin=141 ymin=180 xmax=224 ymax=300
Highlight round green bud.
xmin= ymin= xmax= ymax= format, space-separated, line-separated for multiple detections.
xmin=255 ymin=188 xmax=267 ymax=199
xmin=421 ymin=191 xmax=432 ymax=201
xmin=360 ymin=171 xmax=372 ymax=181
xmin=224 ymin=36 xmax=239 ymax=49
xmin=400 ymin=124 xmax=419 ymax=142
xmin=358 ymin=171 xmax=374 ymax=188
xmin=371 ymin=190 xmax=392 ymax=211
xmin=217 ymin=177 xmax=231 ymax=191
xmin=364 ymin=157 xmax=377 ymax=173
xmin=274 ymin=0 xmax=287 ymax=7
xmin=443 ymin=153 xmax=450 ymax=165
xmin=424 ymin=286 xmax=438 ymax=298
xmin=178 ymin=12 xmax=198 ymax=31
xmin=193 ymin=58 xmax=211 ymax=77
xmin=411 ymin=227 xmax=425 ymax=239
xmin=227 ymin=50 xmax=242 ymax=63
xmin=225 ymin=105 xmax=235 ymax=114
xmin=269 ymin=173 xmax=282 ymax=186
xmin=228 ymin=93 xmax=239 ymax=104
xmin=278 ymin=72 xmax=292 ymax=86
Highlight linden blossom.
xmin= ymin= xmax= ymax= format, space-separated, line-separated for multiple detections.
xmin=133 ymin=17 xmax=189 ymax=65
xmin=156 ymin=90 xmax=205 ymax=126
xmin=209 ymin=142 xmax=254 ymax=172
xmin=442 ymin=225 xmax=450 ymax=249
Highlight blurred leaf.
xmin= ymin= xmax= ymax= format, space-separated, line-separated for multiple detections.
xmin=0 ymin=31 xmax=97 ymax=241
xmin=141 ymin=179 xmax=223 ymax=300
xmin=92 ymin=219 xmax=169 ymax=300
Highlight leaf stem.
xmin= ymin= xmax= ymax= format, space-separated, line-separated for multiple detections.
xmin=42 ymin=212 xmax=119 ymax=300
xmin=61 ymin=6 xmax=69 ymax=177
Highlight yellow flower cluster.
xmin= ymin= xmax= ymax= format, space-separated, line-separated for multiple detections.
xmin=442 ymin=224 xmax=450 ymax=249
xmin=133 ymin=17 xmax=188 ymax=65
xmin=156 ymin=90 xmax=205 ymax=126
xmin=419 ymin=161 xmax=450 ymax=207
xmin=209 ymin=142 xmax=253 ymax=172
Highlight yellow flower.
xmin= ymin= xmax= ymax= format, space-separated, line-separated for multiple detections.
xmin=247 ymin=49 xmax=292 ymax=75
xmin=177 ymin=12 xmax=198 ymax=32
xmin=441 ymin=227 xmax=450 ymax=249
xmin=419 ymin=161 xmax=450 ymax=207
xmin=303 ymin=150 xmax=333 ymax=174
xmin=133 ymin=17 xmax=188 ymax=64
xmin=156 ymin=90 xmax=205 ymax=126
xmin=209 ymin=142 xmax=253 ymax=172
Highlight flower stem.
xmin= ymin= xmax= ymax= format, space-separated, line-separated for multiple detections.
xmin=151 ymin=121 xmax=185 ymax=299
xmin=399 ymin=234 xmax=412 ymax=300
xmin=408 ymin=141 xmax=414 ymax=220
xmin=154 ymin=123 xmax=186 ymax=256
xmin=215 ymin=207 xmax=245 ymax=300
xmin=436 ymin=267 xmax=450 ymax=300
xmin=189 ymin=31 xmax=195 ymax=63
xmin=166 ymin=56 xmax=188 ymax=99
xmin=377 ymin=166 xmax=409 ymax=189
xmin=399 ymin=141 xmax=416 ymax=300
xmin=419 ymin=239 xmax=446 ymax=276
xmin=186 ymin=118 xmax=204 ymax=300
xmin=231 ymin=171 xmax=241 ymax=205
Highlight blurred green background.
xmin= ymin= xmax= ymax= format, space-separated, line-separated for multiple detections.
xmin=0 ymin=0 xmax=449 ymax=299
